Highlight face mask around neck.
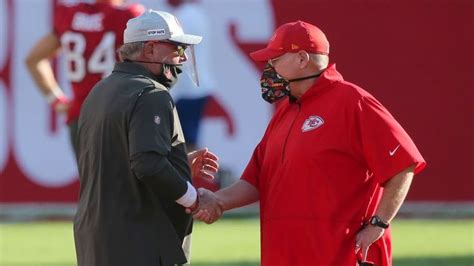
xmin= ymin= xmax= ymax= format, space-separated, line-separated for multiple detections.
xmin=154 ymin=63 xmax=183 ymax=89
xmin=124 ymin=59 xmax=183 ymax=89
xmin=259 ymin=63 xmax=324 ymax=103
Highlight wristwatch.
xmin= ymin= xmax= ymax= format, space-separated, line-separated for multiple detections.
xmin=369 ymin=215 xmax=389 ymax=229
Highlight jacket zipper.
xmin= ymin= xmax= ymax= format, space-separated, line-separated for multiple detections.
xmin=282 ymin=103 xmax=301 ymax=162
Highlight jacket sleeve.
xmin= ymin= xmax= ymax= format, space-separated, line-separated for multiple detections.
xmin=130 ymin=151 xmax=188 ymax=200
xmin=355 ymin=95 xmax=426 ymax=184
xmin=128 ymin=89 xmax=189 ymax=200
xmin=129 ymin=89 xmax=173 ymax=156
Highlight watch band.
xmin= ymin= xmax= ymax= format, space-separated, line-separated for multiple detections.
xmin=369 ymin=215 xmax=389 ymax=229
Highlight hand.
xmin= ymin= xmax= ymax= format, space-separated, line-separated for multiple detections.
xmin=186 ymin=188 xmax=223 ymax=224
xmin=50 ymin=94 xmax=70 ymax=113
xmin=355 ymin=225 xmax=385 ymax=262
xmin=188 ymin=148 xmax=219 ymax=180
xmin=46 ymin=89 xmax=70 ymax=114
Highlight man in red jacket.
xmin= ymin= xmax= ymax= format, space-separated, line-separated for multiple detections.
xmin=25 ymin=0 xmax=144 ymax=158
xmin=193 ymin=21 xmax=426 ymax=266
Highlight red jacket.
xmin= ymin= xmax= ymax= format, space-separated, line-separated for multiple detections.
xmin=242 ymin=64 xmax=426 ymax=266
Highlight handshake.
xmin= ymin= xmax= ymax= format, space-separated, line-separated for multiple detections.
xmin=185 ymin=148 xmax=225 ymax=224
xmin=186 ymin=188 xmax=224 ymax=224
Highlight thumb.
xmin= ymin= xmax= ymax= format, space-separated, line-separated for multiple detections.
xmin=194 ymin=147 xmax=209 ymax=157
xmin=188 ymin=147 xmax=208 ymax=161
xmin=361 ymin=244 xmax=369 ymax=262
xmin=355 ymin=240 xmax=361 ymax=254
xmin=198 ymin=187 xmax=207 ymax=196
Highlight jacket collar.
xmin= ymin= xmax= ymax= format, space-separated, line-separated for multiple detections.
xmin=112 ymin=61 xmax=158 ymax=81
xmin=297 ymin=63 xmax=344 ymax=103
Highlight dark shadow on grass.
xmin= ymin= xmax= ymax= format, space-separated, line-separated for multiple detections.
xmin=191 ymin=262 xmax=259 ymax=266
xmin=394 ymin=256 xmax=474 ymax=266
xmin=0 ymin=263 xmax=76 ymax=266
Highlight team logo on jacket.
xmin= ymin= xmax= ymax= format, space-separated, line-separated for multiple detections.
xmin=301 ymin=115 xmax=324 ymax=132
xmin=154 ymin=115 xmax=161 ymax=125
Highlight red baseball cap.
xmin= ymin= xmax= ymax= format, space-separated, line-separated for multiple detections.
xmin=250 ymin=21 xmax=329 ymax=62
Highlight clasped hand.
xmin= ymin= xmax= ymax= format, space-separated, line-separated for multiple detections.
xmin=186 ymin=188 xmax=224 ymax=224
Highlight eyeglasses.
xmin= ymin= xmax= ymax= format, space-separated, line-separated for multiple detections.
xmin=149 ymin=41 xmax=188 ymax=57
xmin=268 ymin=56 xmax=282 ymax=67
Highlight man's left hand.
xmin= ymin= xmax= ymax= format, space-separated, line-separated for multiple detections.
xmin=188 ymin=148 xmax=219 ymax=180
xmin=355 ymin=225 xmax=385 ymax=263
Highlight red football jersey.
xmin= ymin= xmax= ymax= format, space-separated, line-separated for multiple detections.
xmin=53 ymin=2 xmax=144 ymax=123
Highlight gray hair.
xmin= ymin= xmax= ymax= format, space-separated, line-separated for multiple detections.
xmin=309 ymin=53 xmax=329 ymax=70
xmin=118 ymin=42 xmax=145 ymax=61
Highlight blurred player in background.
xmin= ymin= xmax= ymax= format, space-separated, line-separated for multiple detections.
xmin=168 ymin=0 xmax=215 ymax=152
xmin=169 ymin=0 xmax=235 ymax=191
xmin=25 ymin=0 xmax=144 ymax=158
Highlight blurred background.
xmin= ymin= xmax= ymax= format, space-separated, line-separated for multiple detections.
xmin=0 ymin=0 xmax=472 ymax=265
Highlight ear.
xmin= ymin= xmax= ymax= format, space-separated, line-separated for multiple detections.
xmin=143 ymin=42 xmax=155 ymax=58
xmin=298 ymin=50 xmax=310 ymax=69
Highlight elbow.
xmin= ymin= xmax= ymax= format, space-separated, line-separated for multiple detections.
xmin=130 ymin=152 xmax=167 ymax=181
xmin=131 ymin=160 xmax=156 ymax=181
xmin=383 ymin=166 xmax=415 ymax=189
xmin=24 ymin=54 xmax=37 ymax=71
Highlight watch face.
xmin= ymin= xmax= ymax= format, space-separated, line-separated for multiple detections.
xmin=370 ymin=216 xmax=388 ymax=228
xmin=370 ymin=216 xmax=378 ymax=225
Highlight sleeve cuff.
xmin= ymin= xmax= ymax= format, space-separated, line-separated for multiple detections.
xmin=45 ymin=87 xmax=64 ymax=104
xmin=175 ymin=181 xmax=197 ymax=208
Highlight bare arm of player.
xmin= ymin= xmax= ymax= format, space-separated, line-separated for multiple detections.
xmin=355 ymin=165 xmax=415 ymax=262
xmin=25 ymin=32 xmax=69 ymax=112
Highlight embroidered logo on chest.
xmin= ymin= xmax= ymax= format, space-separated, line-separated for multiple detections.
xmin=301 ymin=115 xmax=324 ymax=132
xmin=154 ymin=115 xmax=161 ymax=125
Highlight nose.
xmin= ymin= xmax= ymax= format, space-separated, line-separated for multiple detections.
xmin=179 ymin=52 xmax=188 ymax=63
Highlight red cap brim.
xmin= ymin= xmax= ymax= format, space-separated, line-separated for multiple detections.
xmin=249 ymin=47 xmax=286 ymax=62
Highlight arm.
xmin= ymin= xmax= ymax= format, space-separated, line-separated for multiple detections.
xmin=25 ymin=33 xmax=62 ymax=96
xmin=128 ymin=92 xmax=215 ymax=210
xmin=355 ymin=165 xmax=414 ymax=261
xmin=215 ymin=180 xmax=259 ymax=211
xmin=189 ymin=179 xmax=259 ymax=224
xmin=25 ymin=33 xmax=69 ymax=110
xmin=374 ymin=165 xmax=414 ymax=223
xmin=191 ymin=130 xmax=266 ymax=222
xmin=131 ymin=152 xmax=197 ymax=208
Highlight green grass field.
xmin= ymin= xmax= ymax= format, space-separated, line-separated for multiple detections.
xmin=0 ymin=218 xmax=472 ymax=266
